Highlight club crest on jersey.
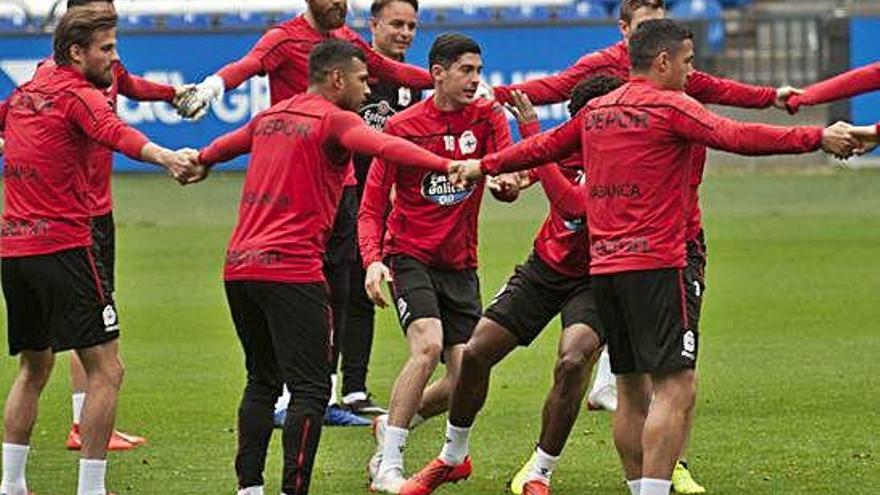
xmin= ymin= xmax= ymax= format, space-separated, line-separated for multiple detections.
xmin=362 ymin=100 xmax=395 ymax=130
xmin=458 ymin=130 xmax=478 ymax=155
xmin=422 ymin=172 xmax=474 ymax=206
xmin=398 ymin=87 xmax=412 ymax=107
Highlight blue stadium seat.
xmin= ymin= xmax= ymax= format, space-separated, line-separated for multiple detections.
xmin=499 ymin=5 xmax=554 ymax=22
xmin=0 ymin=13 xmax=28 ymax=31
xmin=557 ymin=1 xmax=608 ymax=20
xmin=118 ymin=14 xmax=153 ymax=30
xmin=164 ymin=13 xmax=213 ymax=29
xmin=670 ymin=0 xmax=725 ymax=52
xmin=220 ymin=12 xmax=268 ymax=28
xmin=441 ymin=6 xmax=496 ymax=24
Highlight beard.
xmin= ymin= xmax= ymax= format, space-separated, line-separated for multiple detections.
xmin=311 ymin=1 xmax=347 ymax=30
xmin=84 ymin=65 xmax=113 ymax=89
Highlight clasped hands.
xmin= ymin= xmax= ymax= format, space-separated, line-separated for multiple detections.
xmin=162 ymin=147 xmax=209 ymax=185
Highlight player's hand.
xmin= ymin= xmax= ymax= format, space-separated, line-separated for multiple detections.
xmin=0 ymin=136 xmax=4 ymax=156
xmin=177 ymin=75 xmax=224 ymax=121
xmin=449 ymin=159 xmax=484 ymax=189
xmin=820 ymin=121 xmax=860 ymax=160
xmin=488 ymin=173 xmax=520 ymax=202
xmin=849 ymin=125 xmax=879 ymax=154
xmin=504 ymin=90 xmax=537 ymax=125
xmin=176 ymin=148 xmax=210 ymax=184
xmin=171 ymin=84 xmax=198 ymax=112
xmin=365 ymin=261 xmax=393 ymax=308
xmin=774 ymin=85 xmax=804 ymax=112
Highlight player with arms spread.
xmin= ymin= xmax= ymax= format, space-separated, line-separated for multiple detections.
xmin=191 ymin=40 xmax=462 ymax=495
xmin=0 ymin=5 xmax=199 ymax=495
xmin=454 ymin=19 xmax=859 ymax=495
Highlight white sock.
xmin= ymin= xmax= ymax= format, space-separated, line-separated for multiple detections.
xmin=525 ymin=447 xmax=559 ymax=483
xmin=640 ymin=478 xmax=671 ymax=495
xmin=236 ymin=486 xmax=264 ymax=495
xmin=1 ymin=443 xmax=29 ymax=495
xmin=379 ymin=426 xmax=408 ymax=474
xmin=274 ymin=385 xmax=291 ymax=414
xmin=77 ymin=458 xmax=107 ymax=495
xmin=438 ymin=422 xmax=471 ymax=465
xmin=627 ymin=479 xmax=642 ymax=495
xmin=409 ymin=413 xmax=426 ymax=429
xmin=328 ymin=374 xmax=339 ymax=407
xmin=342 ymin=391 xmax=367 ymax=404
xmin=590 ymin=348 xmax=614 ymax=394
xmin=72 ymin=392 xmax=86 ymax=425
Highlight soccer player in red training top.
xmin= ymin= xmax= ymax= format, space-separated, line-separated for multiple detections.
xmin=458 ymin=19 xmax=858 ymax=495
xmin=0 ymin=6 xmax=199 ymax=495
xmin=274 ymin=0 xmax=426 ymax=427
xmin=178 ymin=0 xmax=437 ymax=427
xmin=787 ymin=61 xmax=880 ymax=113
xmin=357 ymin=33 xmax=520 ymax=494
xmin=491 ymin=0 xmax=800 ymax=112
xmin=193 ymin=39 xmax=461 ymax=495
xmin=41 ymin=0 xmax=197 ymax=453
xmin=401 ymin=77 xmax=618 ymax=495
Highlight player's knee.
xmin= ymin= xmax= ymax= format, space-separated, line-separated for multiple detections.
xmin=554 ymin=351 xmax=588 ymax=381
xmin=412 ymin=341 xmax=443 ymax=366
xmin=19 ymin=355 xmax=54 ymax=390
xmin=461 ymin=343 xmax=493 ymax=372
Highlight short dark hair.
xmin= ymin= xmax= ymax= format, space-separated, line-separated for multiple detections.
xmin=308 ymin=39 xmax=367 ymax=85
xmin=619 ymin=0 xmax=665 ymax=24
xmin=569 ymin=75 xmax=624 ymax=115
xmin=67 ymin=0 xmax=113 ymax=8
xmin=370 ymin=0 xmax=418 ymax=17
xmin=628 ymin=19 xmax=693 ymax=72
xmin=53 ymin=3 xmax=117 ymax=66
xmin=428 ymin=33 xmax=481 ymax=69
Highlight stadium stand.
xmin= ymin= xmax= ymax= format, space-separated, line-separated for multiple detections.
xmin=0 ymin=0 xmax=763 ymax=30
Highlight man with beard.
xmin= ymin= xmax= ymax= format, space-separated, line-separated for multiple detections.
xmin=179 ymin=0 xmax=435 ymax=428
xmin=50 ymin=0 xmax=195 ymax=452
xmin=192 ymin=39 xmax=464 ymax=495
xmin=0 ymin=5 xmax=198 ymax=495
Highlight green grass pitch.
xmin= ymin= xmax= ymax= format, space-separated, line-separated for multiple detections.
xmin=1 ymin=168 xmax=878 ymax=494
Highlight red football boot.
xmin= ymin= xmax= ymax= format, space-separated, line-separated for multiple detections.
xmin=399 ymin=457 xmax=472 ymax=495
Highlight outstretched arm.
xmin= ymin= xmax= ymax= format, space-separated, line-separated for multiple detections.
xmin=493 ymin=50 xmax=618 ymax=106
xmin=115 ymin=62 xmax=176 ymax=102
xmin=788 ymin=62 xmax=880 ymax=113
xmin=685 ymin=70 xmax=780 ymax=109
xmin=198 ymin=122 xmax=255 ymax=166
xmin=327 ymin=111 xmax=449 ymax=173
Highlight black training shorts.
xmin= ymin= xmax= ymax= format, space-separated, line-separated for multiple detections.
xmin=484 ymin=251 xmax=604 ymax=346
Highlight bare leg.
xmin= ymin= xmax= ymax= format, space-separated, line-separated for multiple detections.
xmin=642 ymin=369 xmax=697 ymax=480
xmin=387 ymin=318 xmax=444 ymax=429
xmin=447 ymin=318 xmax=519 ymax=427
xmin=75 ymin=340 xmax=124 ymax=460
xmin=4 ymin=350 xmax=55 ymax=445
xmin=537 ymin=324 xmax=601 ymax=455
xmin=614 ymin=373 xmax=652 ymax=481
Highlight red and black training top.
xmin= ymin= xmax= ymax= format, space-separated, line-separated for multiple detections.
xmin=198 ymin=93 xmax=449 ymax=284
xmin=787 ymin=62 xmax=880 ymax=113
xmin=358 ymin=97 xmax=513 ymax=271
xmin=482 ymin=78 xmax=823 ymax=275
xmin=1 ymin=65 xmax=150 ymax=257
xmin=214 ymin=14 xmax=433 ymax=187
xmin=493 ymin=40 xmax=777 ymax=109
xmin=32 ymin=58 xmax=176 ymax=217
